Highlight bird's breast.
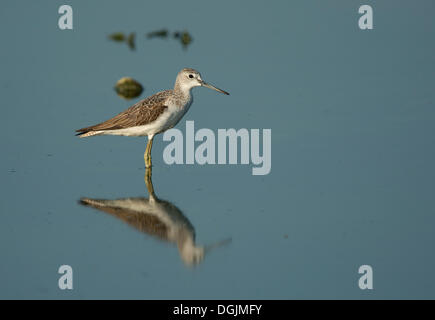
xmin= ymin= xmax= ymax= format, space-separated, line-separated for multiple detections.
xmin=163 ymin=96 xmax=192 ymax=129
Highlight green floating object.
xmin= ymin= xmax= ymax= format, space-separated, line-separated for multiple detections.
xmin=127 ymin=32 xmax=135 ymax=50
xmin=147 ymin=29 xmax=169 ymax=39
xmin=174 ymin=31 xmax=193 ymax=49
xmin=108 ymin=32 xmax=135 ymax=51
xmin=108 ymin=32 xmax=125 ymax=42
xmin=114 ymin=77 xmax=143 ymax=100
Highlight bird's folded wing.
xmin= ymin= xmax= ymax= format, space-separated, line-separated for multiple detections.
xmin=76 ymin=90 xmax=170 ymax=133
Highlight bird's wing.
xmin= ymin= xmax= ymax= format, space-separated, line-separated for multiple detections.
xmin=76 ymin=90 xmax=171 ymax=133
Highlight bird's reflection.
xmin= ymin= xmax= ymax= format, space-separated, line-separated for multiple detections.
xmin=79 ymin=168 xmax=231 ymax=266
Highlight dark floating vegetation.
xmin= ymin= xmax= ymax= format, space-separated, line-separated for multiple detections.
xmin=146 ymin=29 xmax=194 ymax=49
xmin=114 ymin=77 xmax=143 ymax=100
xmin=173 ymin=31 xmax=193 ymax=50
xmin=146 ymin=29 xmax=169 ymax=39
xmin=109 ymin=29 xmax=193 ymax=50
xmin=108 ymin=32 xmax=125 ymax=42
xmin=108 ymin=32 xmax=136 ymax=51
xmin=127 ymin=32 xmax=135 ymax=50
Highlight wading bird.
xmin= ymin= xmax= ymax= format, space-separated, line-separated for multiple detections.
xmin=76 ymin=68 xmax=229 ymax=167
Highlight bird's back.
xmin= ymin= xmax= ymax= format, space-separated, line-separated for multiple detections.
xmin=76 ymin=90 xmax=173 ymax=137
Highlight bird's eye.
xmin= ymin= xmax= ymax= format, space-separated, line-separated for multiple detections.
xmin=188 ymin=74 xmax=194 ymax=78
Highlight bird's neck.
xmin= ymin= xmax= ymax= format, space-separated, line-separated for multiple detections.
xmin=173 ymin=81 xmax=192 ymax=102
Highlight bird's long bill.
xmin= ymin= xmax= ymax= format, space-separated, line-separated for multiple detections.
xmin=201 ymin=81 xmax=230 ymax=95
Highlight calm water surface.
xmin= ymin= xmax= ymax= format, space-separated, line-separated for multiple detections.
xmin=1 ymin=0 xmax=435 ymax=299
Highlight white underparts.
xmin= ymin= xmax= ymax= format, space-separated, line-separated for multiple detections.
xmin=81 ymin=99 xmax=192 ymax=138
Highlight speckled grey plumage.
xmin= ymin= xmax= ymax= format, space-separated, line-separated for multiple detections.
xmin=76 ymin=90 xmax=171 ymax=135
xmin=75 ymin=68 xmax=228 ymax=137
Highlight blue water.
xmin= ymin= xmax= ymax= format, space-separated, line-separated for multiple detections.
xmin=1 ymin=0 xmax=435 ymax=299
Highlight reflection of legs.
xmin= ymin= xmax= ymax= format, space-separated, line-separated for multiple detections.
xmin=144 ymin=135 xmax=154 ymax=168
xmin=144 ymin=167 xmax=155 ymax=198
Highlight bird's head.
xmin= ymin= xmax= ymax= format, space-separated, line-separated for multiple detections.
xmin=175 ymin=68 xmax=229 ymax=95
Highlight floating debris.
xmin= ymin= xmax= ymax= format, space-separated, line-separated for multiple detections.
xmin=146 ymin=29 xmax=169 ymax=39
xmin=110 ymin=29 xmax=193 ymax=51
xmin=108 ymin=32 xmax=135 ymax=51
xmin=127 ymin=32 xmax=135 ymax=50
xmin=108 ymin=32 xmax=125 ymax=42
xmin=173 ymin=31 xmax=193 ymax=49
xmin=114 ymin=77 xmax=143 ymax=100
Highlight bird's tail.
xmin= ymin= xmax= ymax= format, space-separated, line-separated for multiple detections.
xmin=75 ymin=122 xmax=104 ymax=137
xmin=75 ymin=130 xmax=102 ymax=138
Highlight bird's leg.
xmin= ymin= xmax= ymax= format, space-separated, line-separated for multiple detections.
xmin=144 ymin=167 xmax=155 ymax=198
xmin=144 ymin=136 xmax=154 ymax=168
